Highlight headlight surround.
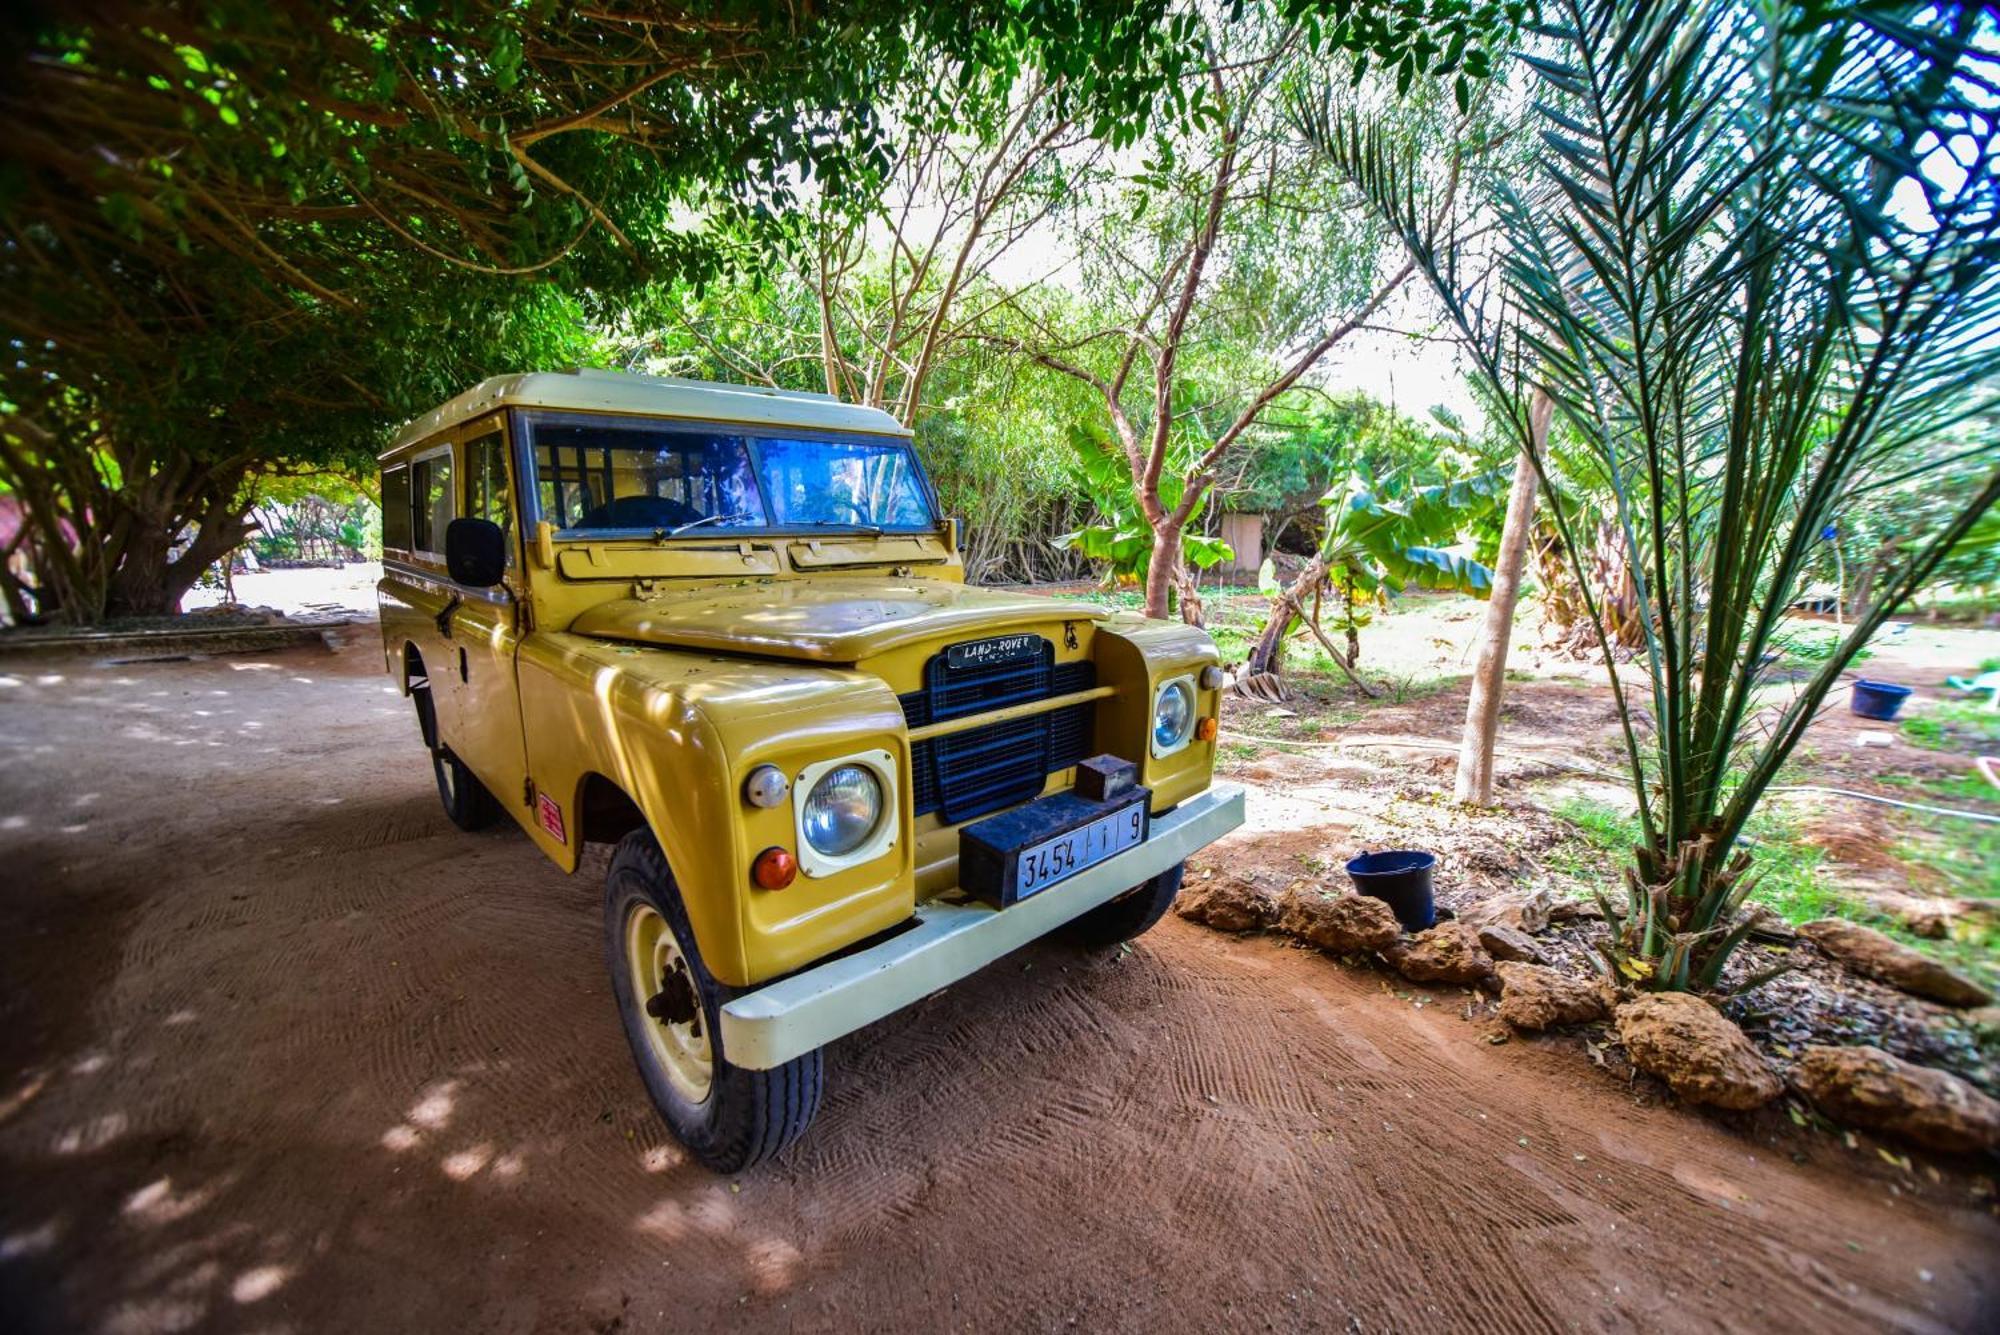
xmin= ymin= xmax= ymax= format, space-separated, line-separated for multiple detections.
xmin=1151 ymin=676 xmax=1197 ymax=757
xmin=801 ymin=763 xmax=883 ymax=856
xmin=790 ymin=748 xmax=899 ymax=877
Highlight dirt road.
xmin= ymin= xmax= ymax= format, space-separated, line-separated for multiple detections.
xmin=1 ymin=639 xmax=1994 ymax=1334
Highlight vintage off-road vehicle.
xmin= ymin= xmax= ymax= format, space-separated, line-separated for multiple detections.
xmin=378 ymin=370 xmax=1242 ymax=1170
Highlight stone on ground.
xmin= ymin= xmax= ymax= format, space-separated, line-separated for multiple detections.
xmin=1275 ymin=883 xmax=1401 ymax=954
xmin=1476 ymin=923 xmax=1547 ymax=964
xmin=1386 ymin=921 xmax=1495 ymax=985
xmin=1456 ymin=887 xmax=1553 ymax=935
xmin=1496 ymin=962 xmax=1610 ymax=1030
xmin=1614 ymin=993 xmax=1782 ymax=1110
xmin=1175 ymin=875 xmax=1273 ymax=933
xmin=1798 ymin=918 xmax=1993 ymax=1008
xmin=1793 ymin=1044 xmax=2000 ymax=1154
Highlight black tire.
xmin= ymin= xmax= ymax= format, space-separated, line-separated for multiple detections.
xmin=603 ymin=829 xmax=823 ymax=1172
xmin=1063 ymin=862 xmax=1186 ymax=949
xmin=410 ymin=673 xmax=499 ymax=831
xmin=432 ymin=744 xmax=501 ymax=831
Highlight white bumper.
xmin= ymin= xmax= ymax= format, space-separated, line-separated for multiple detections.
xmin=718 ymin=782 xmax=1245 ymax=1069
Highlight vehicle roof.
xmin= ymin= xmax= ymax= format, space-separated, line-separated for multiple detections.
xmin=381 ymin=369 xmax=912 ymax=459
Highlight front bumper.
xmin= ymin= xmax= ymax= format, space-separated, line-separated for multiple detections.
xmin=717 ymin=781 xmax=1245 ymax=1069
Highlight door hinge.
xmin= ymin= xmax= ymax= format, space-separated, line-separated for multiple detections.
xmin=523 ymin=776 xmax=536 ymax=809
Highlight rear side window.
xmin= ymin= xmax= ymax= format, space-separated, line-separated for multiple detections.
xmin=381 ymin=466 xmax=412 ymax=551
xmin=410 ymin=451 xmax=454 ymax=554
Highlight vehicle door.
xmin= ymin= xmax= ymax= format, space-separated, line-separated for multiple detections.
xmin=441 ymin=419 xmax=531 ymax=812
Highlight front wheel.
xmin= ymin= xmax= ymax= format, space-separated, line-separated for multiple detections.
xmin=1063 ymin=862 xmax=1185 ymax=949
xmin=604 ymin=829 xmax=823 ymax=1172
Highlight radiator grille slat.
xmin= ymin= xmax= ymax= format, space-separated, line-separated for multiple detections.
xmin=901 ymin=640 xmax=1097 ymax=824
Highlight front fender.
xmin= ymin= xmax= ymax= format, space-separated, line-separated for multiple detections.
xmin=518 ymin=633 xmax=913 ymax=988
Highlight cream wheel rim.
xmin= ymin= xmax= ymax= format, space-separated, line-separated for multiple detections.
xmin=624 ymin=903 xmax=714 ymax=1103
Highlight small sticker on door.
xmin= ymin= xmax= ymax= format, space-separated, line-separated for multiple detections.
xmin=537 ymin=792 xmax=566 ymax=843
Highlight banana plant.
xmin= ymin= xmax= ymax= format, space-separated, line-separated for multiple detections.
xmin=1311 ymin=0 xmax=2000 ymax=992
xmin=1244 ymin=469 xmax=1500 ymax=688
xmin=1052 ymin=424 xmax=1232 ymax=592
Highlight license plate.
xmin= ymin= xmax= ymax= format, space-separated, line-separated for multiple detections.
xmin=1014 ymin=802 xmax=1146 ymax=899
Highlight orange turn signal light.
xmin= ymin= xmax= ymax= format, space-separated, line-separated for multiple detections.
xmin=1195 ymin=716 xmax=1219 ymax=742
xmin=752 ymin=846 xmax=798 ymax=890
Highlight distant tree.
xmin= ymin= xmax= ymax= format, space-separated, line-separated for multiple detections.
xmin=1004 ymin=13 xmax=1496 ymax=623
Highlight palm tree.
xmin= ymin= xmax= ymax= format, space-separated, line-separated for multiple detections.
xmin=1311 ymin=0 xmax=2000 ymax=991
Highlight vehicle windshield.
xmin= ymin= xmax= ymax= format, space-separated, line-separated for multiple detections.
xmin=521 ymin=412 xmax=936 ymax=534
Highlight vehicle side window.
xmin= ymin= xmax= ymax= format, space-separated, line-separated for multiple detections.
xmin=465 ymin=432 xmax=514 ymax=565
xmin=410 ymin=451 xmax=454 ymax=555
xmin=381 ymin=466 xmax=413 ymax=551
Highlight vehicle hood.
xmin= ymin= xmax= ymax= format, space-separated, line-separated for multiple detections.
xmin=567 ymin=577 xmax=1111 ymax=663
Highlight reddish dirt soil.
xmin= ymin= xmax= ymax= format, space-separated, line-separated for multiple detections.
xmin=1 ymin=639 xmax=1996 ymax=1334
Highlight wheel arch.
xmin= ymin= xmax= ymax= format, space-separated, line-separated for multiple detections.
xmin=576 ymin=771 xmax=648 ymax=849
xmin=402 ymin=642 xmax=437 ymax=749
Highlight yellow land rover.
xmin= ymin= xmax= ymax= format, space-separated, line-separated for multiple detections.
xmin=377 ymin=369 xmax=1242 ymax=1170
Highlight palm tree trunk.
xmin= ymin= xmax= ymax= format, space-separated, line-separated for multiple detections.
xmin=1454 ymin=389 xmax=1552 ymax=805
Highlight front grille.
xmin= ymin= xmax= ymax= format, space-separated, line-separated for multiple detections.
xmin=901 ymin=638 xmax=1095 ymax=824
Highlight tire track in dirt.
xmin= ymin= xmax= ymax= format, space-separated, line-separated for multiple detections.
xmin=2 ymin=643 xmax=1996 ymax=1334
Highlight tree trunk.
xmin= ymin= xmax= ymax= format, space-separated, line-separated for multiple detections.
xmin=1454 ymin=389 xmax=1552 ymax=806
xmin=1143 ymin=521 xmax=1181 ymax=621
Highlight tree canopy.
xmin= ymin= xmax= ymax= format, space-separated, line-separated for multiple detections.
xmin=2 ymin=0 xmax=1520 ymax=621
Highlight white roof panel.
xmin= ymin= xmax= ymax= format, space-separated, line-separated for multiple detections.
xmin=382 ymin=369 xmax=910 ymax=457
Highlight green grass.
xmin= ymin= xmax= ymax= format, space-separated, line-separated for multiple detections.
xmin=1899 ymin=699 xmax=2000 ymax=752
xmin=1547 ymin=785 xmax=1997 ymax=990
xmin=1888 ymin=776 xmax=2000 ymax=902
xmin=1546 ymin=795 xmax=1840 ymax=922
xmin=1771 ymin=623 xmax=1873 ymax=666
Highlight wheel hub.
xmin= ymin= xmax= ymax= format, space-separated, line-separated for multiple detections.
xmin=645 ymin=962 xmax=700 ymax=1029
xmin=623 ymin=903 xmax=714 ymax=1102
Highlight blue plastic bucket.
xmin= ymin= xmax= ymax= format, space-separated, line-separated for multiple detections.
xmin=1850 ymin=679 xmax=1913 ymax=722
xmin=1345 ymin=850 xmax=1436 ymax=932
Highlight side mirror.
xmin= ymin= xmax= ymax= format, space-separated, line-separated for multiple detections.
xmin=445 ymin=517 xmax=507 ymax=588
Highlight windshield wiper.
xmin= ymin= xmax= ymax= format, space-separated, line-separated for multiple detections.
xmin=664 ymin=511 xmax=757 ymax=538
xmin=789 ymin=519 xmax=885 ymax=537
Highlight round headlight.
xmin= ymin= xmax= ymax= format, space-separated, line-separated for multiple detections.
xmin=801 ymin=763 xmax=883 ymax=856
xmin=1153 ymin=679 xmax=1196 ymax=752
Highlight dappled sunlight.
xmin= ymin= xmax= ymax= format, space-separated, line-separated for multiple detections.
xmin=227 ymin=662 xmax=280 ymax=673
xmin=633 ymin=1184 xmax=737 ymax=1243
xmin=744 ymin=1237 xmax=804 ymax=1294
xmin=0 ymin=1218 xmax=61 ymax=1260
xmin=99 ymin=1294 xmax=207 ymax=1335
xmin=52 ymin=1111 xmax=129 ymax=1154
xmin=440 ymin=1143 xmax=495 ymax=1181
xmin=230 ymin=1263 xmax=292 ymax=1303
xmin=0 ymin=1069 xmax=51 ymax=1122
xmin=407 ymin=1078 xmax=460 ymax=1130
xmin=380 ymin=1124 xmax=422 ymax=1152
xmin=123 ymin=1177 xmax=225 ymax=1227
xmin=638 ymin=1144 xmax=685 ymax=1174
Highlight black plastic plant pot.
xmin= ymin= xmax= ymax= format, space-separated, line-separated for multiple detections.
xmin=1849 ymin=679 xmax=1913 ymax=722
xmin=1345 ymin=850 xmax=1437 ymax=932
